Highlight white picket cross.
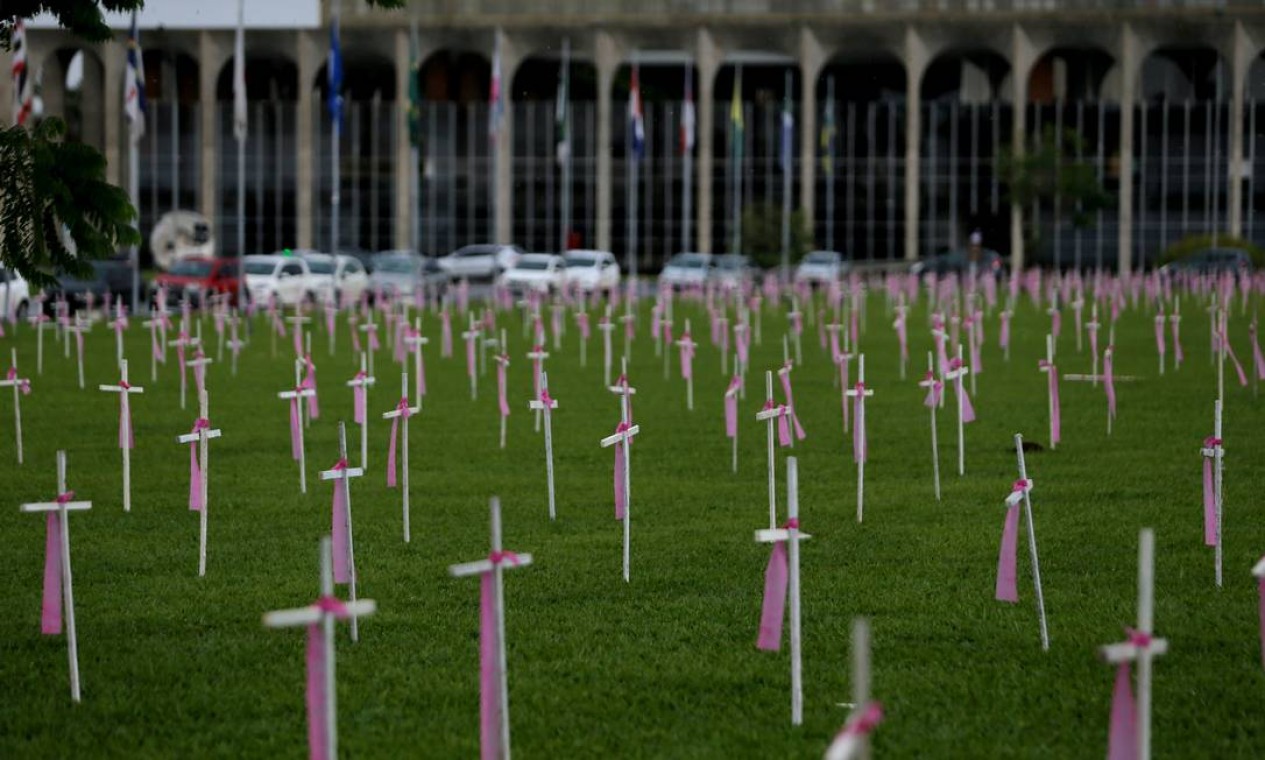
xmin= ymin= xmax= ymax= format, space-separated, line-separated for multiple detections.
xmin=98 ymin=359 xmax=144 ymax=512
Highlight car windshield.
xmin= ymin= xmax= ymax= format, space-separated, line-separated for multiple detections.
xmin=565 ymin=256 xmax=598 ymax=268
xmin=244 ymin=261 xmax=276 ymax=276
xmin=375 ymin=257 xmax=416 ymax=274
xmin=305 ymin=259 xmax=335 ymax=275
xmin=669 ymin=254 xmax=706 ymax=269
xmin=169 ymin=260 xmax=214 ymax=277
xmin=804 ymin=252 xmax=837 ymax=264
xmin=515 ymin=259 xmax=551 ymax=271
xmin=715 ymin=256 xmax=746 ymax=270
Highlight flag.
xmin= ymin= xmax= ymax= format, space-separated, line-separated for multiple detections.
xmin=628 ymin=64 xmax=644 ymax=161
xmin=327 ymin=17 xmax=344 ymax=129
xmin=488 ymin=36 xmax=502 ymax=140
xmin=680 ymin=63 xmax=695 ymax=155
xmin=555 ymin=39 xmax=571 ymax=165
xmin=124 ymin=12 xmax=147 ymax=143
xmin=730 ymin=67 xmax=744 ymax=165
xmin=407 ymin=21 xmax=423 ymax=149
xmin=11 ymin=18 xmax=32 ymax=126
xmin=778 ymin=79 xmax=793 ymax=174
xmin=820 ymin=91 xmax=836 ymax=177
xmin=232 ymin=0 xmax=247 ymax=141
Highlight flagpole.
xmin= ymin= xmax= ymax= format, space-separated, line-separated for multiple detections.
xmin=130 ymin=135 xmax=140 ymax=313
xmin=731 ymin=65 xmax=742 ymax=256
xmin=682 ymin=61 xmax=693 ymax=252
xmin=331 ymin=4 xmax=341 ymax=256
xmin=409 ymin=18 xmax=422 ymax=254
xmin=559 ymin=38 xmax=572 ymax=253
xmin=627 ymin=58 xmax=639 ymax=277
xmin=825 ymin=75 xmax=835 ymax=253
xmin=781 ymin=70 xmax=792 ymax=279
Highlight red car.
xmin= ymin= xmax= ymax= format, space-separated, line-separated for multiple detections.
xmin=153 ymin=257 xmax=244 ymax=307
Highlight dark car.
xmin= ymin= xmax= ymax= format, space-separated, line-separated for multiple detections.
xmin=43 ymin=259 xmax=143 ymax=314
xmin=153 ymin=257 xmax=244 ymax=307
xmin=1159 ymin=247 xmax=1254 ymax=276
xmin=910 ymin=248 xmax=1006 ymax=278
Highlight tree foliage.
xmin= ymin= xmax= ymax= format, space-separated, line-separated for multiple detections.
xmin=998 ymin=125 xmax=1112 ymax=230
xmin=739 ymin=203 xmax=813 ymax=270
xmin=2 ymin=1 xmax=141 ymax=48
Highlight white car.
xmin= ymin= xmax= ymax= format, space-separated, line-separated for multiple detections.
xmin=659 ymin=252 xmax=713 ymax=289
xmin=243 ymin=254 xmax=314 ymax=307
xmin=437 ymin=243 xmax=523 ymax=280
xmin=710 ymin=254 xmax=756 ymax=290
xmin=498 ymin=254 xmax=565 ymax=294
xmin=301 ymin=252 xmax=369 ymax=307
xmin=562 ymin=250 xmax=621 ymax=292
xmin=794 ymin=250 xmax=847 ymax=285
xmin=0 ymin=266 xmax=32 ymax=321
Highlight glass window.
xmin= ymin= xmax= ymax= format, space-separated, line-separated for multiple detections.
xmin=244 ymin=261 xmax=275 ymax=276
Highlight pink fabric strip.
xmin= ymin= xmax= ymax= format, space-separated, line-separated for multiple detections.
xmin=189 ymin=418 xmax=209 ymax=511
xmin=895 ymin=316 xmax=908 ymax=361
xmin=1203 ymin=436 xmax=1220 ymax=546
xmin=996 ymin=500 xmax=1020 ymax=603
xmin=6 ymin=367 xmax=30 ymax=394
xmin=349 ymin=321 xmax=361 ymax=354
xmin=1040 ymin=360 xmax=1060 ymax=443
xmin=999 ymin=312 xmax=1011 ymax=350
xmin=1154 ymin=315 xmax=1166 ymax=357
xmin=293 ymin=321 xmax=304 ymax=356
xmin=853 ymin=383 xmax=867 ymax=463
xmin=386 ymin=398 xmax=410 ymax=487
xmin=352 ymin=373 xmax=366 ymax=425
xmin=466 ymin=332 xmax=477 ymax=378
xmin=497 ymin=360 xmax=510 ymax=417
xmin=151 ymin=323 xmax=163 ymax=360
xmin=479 ymin=571 xmax=502 ymax=760
xmin=1104 ymin=350 xmax=1117 ymax=419
xmin=1052 ymin=309 xmax=1062 ymax=338
xmin=1107 ymin=661 xmax=1137 ymax=760
xmin=440 ymin=311 xmax=452 ymax=357
xmin=289 ymin=396 xmax=303 ymax=461
xmin=1219 ymin=329 xmax=1249 ymax=387
xmin=950 ymin=360 xmax=976 ymax=423
xmin=613 ymin=422 xmax=629 ymax=520
xmin=778 ymin=366 xmax=806 ymax=440
xmin=330 ymin=459 xmax=350 ymax=584
xmin=757 ymin=519 xmax=799 ymax=651
xmin=679 ymin=333 xmax=694 ymax=380
xmin=41 ymin=511 xmax=63 ymax=635
xmin=305 ymin=596 xmax=350 ymax=760
xmin=303 ymin=357 xmax=320 ymax=419
xmin=119 ymin=382 xmax=135 ymax=449
xmin=724 ymin=378 xmax=740 ymax=439
xmin=836 ymin=702 xmax=884 ymax=741
xmin=1252 ymin=324 xmax=1265 ymax=380
xmin=1172 ymin=318 xmax=1184 ymax=366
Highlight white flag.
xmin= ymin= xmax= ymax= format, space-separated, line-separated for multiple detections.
xmin=232 ymin=0 xmax=247 ymax=141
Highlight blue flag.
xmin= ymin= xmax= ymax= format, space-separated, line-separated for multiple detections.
xmin=327 ymin=22 xmax=344 ymax=128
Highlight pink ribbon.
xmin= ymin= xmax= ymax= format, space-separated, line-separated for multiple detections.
xmin=325 ymin=305 xmax=336 ymax=338
xmin=679 ymin=332 xmax=694 ymax=380
xmin=302 ymin=357 xmax=320 ymax=419
xmin=894 ymin=315 xmax=908 ymax=363
xmin=289 ymin=393 xmax=303 ymax=461
xmin=852 ymin=383 xmax=867 ymax=463
xmin=367 ymin=323 xmax=381 ymax=353
xmin=1104 ymin=349 xmax=1117 ymax=420
xmin=1202 ymin=436 xmax=1221 ymax=546
xmin=151 ymin=322 xmax=163 ymax=361
xmin=440 ymin=310 xmax=452 ymax=357
xmin=999 ymin=311 xmax=1011 ymax=350
xmin=933 ymin=321 xmax=949 ymax=375
xmin=330 ymin=459 xmax=350 ymax=584
xmin=613 ymin=421 xmax=630 ymax=520
xmin=478 ymin=552 xmax=519 ymax=760
xmin=616 ymin=374 xmax=634 ymax=427
xmin=352 ymin=372 xmax=367 ymax=425
xmin=724 ymin=377 xmax=741 ymax=439
xmin=7 ymin=366 xmax=30 ymax=395
xmin=576 ymin=311 xmax=590 ymax=340
xmin=349 ymin=319 xmax=362 ymax=354
xmin=386 ymin=398 xmax=410 ymax=488
xmin=833 ymin=702 xmax=884 ymax=745
xmin=189 ymin=418 xmax=210 ymax=511
xmin=496 ymin=358 xmax=510 ymax=417
xmin=41 ymin=500 xmax=71 ymax=635
xmin=777 ymin=364 xmax=806 ymax=441
xmin=949 ymin=358 xmax=976 ymax=422
xmin=1107 ymin=629 xmax=1153 ymax=760
xmin=1171 ymin=316 xmax=1184 ymax=367
xmin=995 ymin=479 xmax=1027 ymax=603
xmin=1154 ymin=315 xmax=1166 ymax=358
xmin=921 ymin=372 xmax=942 ymax=408
xmin=1039 ymin=359 xmax=1060 ymax=444
xmin=118 ymin=381 xmax=135 ymax=449
xmin=306 ymin=595 xmax=350 ymax=760
xmin=466 ymin=329 xmax=478 ymax=379
xmin=765 ymin=399 xmax=792 ymax=447
xmin=1251 ymin=323 xmax=1265 ymax=381
xmin=1217 ymin=328 xmax=1249 ymax=387
xmin=829 ymin=328 xmax=841 ymax=367
xmin=757 ymin=519 xmax=799 ymax=651
xmin=531 ymin=346 xmax=544 ymax=398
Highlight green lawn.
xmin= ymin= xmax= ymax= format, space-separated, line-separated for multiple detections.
xmin=0 ymin=289 xmax=1262 ymax=758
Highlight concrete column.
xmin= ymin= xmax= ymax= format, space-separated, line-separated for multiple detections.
xmin=798 ymin=28 xmax=825 ymax=242
xmin=595 ymin=30 xmax=621 ymax=253
xmin=0 ymin=44 xmax=13 ymax=127
xmin=695 ymin=29 xmax=722 ymax=254
xmin=1117 ymin=24 xmax=1139 ymax=275
xmin=103 ymin=37 xmax=123 ymax=188
xmin=197 ymin=31 xmax=220 ymax=225
xmin=1227 ymin=22 xmax=1251 ymax=238
xmin=296 ymin=30 xmax=319 ymax=250
xmin=495 ymin=29 xmax=523 ymax=246
xmin=903 ymin=27 xmax=929 ymax=262
xmin=393 ymin=29 xmax=411 ymax=249
xmin=1010 ymin=24 xmax=1037 ymax=271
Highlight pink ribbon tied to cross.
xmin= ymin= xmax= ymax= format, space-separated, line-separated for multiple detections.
xmin=678 ymin=331 xmax=695 ymax=380
xmin=999 ymin=310 xmax=1012 ymax=351
xmin=40 ymin=491 xmax=75 ymax=635
xmin=439 ymin=309 xmax=452 ymax=357
xmin=612 ymin=421 xmax=632 ymax=520
xmin=1038 ymin=359 xmax=1060 ymax=444
xmin=531 ymin=345 xmax=545 ymax=398
xmin=996 ymin=478 xmax=1032 ymax=603
xmin=1251 ymin=321 xmax=1265 ymax=381
xmin=1154 ymin=314 xmax=1167 ymax=359
xmin=575 ymin=311 xmax=590 ymax=340
xmin=757 ymin=518 xmax=799 ymax=651
xmin=948 ymin=358 xmax=976 ymax=422
xmin=479 ymin=550 xmax=521 ymax=760
xmin=778 ymin=362 xmax=807 ymax=441
xmin=1104 ymin=348 xmax=1117 ymax=420
xmin=329 ymin=459 xmax=351 ymax=584
xmin=117 ymin=380 xmax=135 ymax=449
xmin=1171 ymin=313 xmax=1184 ymax=366
xmin=386 ymin=397 xmax=412 ymax=488
xmin=496 ymin=356 xmax=510 ymax=418
xmin=407 ymin=327 xmax=428 ymax=398
xmin=827 ymin=702 xmax=885 ymax=759
xmin=352 ymin=371 xmax=367 ymax=425
xmin=920 ymin=371 xmax=942 ymax=408
xmin=7 ymin=366 xmax=30 ymax=395
xmin=348 ymin=316 xmax=362 ymax=354
xmin=764 ymin=398 xmax=792 ymax=447
xmin=306 ymin=595 xmax=351 ymax=760
xmin=150 ymin=320 xmax=164 ymax=362
xmin=188 ymin=418 xmax=211 ymax=511
xmin=1107 ymin=628 xmax=1155 ymax=760
xmin=1217 ymin=326 xmax=1249 ymax=387
xmin=192 ymin=348 xmax=209 ymax=396
xmin=1201 ymin=436 xmax=1222 ymax=546
xmin=302 ymin=356 xmax=320 ymax=419
xmin=616 ymin=374 xmax=634 ymax=426
xmin=724 ymin=376 xmax=741 ymax=439
xmin=288 ymin=388 xmax=304 ymax=462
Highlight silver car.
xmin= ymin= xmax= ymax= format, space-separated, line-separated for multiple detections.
xmin=369 ymin=251 xmax=450 ymax=300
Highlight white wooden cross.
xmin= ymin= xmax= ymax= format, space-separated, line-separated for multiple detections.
xmin=98 ymin=359 xmax=144 ymax=512
xmin=550 ymin=301 xmax=566 ymax=351
xmin=66 ymin=318 xmax=87 ymax=389
xmin=660 ymin=308 xmax=674 ymax=380
xmin=381 ymin=371 xmax=420 ymax=543
xmin=776 ymin=338 xmax=799 ymax=449
xmin=1000 ymin=305 xmax=1014 ymax=363
xmin=716 ymin=313 xmax=730 ymax=375
xmin=21 ymin=450 xmax=92 ymax=702
xmin=944 ymin=344 xmax=971 ymax=476
xmin=1046 ymin=295 xmax=1061 ymax=350
xmin=755 ymin=370 xmax=791 ymax=530
xmin=1039 ymin=334 xmax=1058 ymax=450
xmin=725 ymin=354 xmax=741 ymax=474
xmin=278 ymin=362 xmax=316 ymax=494
xmin=403 ymin=316 xmax=428 ymax=411
xmin=325 ymin=302 xmax=338 ymax=357
xmin=825 ymin=617 xmax=883 ymax=760
xmin=479 ymin=308 xmax=493 ymax=378
xmin=598 ymin=304 xmax=615 ymax=387
xmin=319 ymin=422 xmax=364 ymax=642
xmin=734 ymin=320 xmax=750 ymax=399
xmin=619 ymin=308 xmax=636 ymax=364
xmin=186 ymin=348 xmax=214 ymax=401
xmin=1201 ymin=399 xmax=1225 ymax=588
xmin=494 ymin=329 xmax=511 ymax=449
xmin=1169 ymin=299 xmax=1182 ymax=372
xmin=573 ymin=308 xmax=588 ymax=368
xmin=755 ymin=456 xmax=811 ymax=726
xmin=1011 ymin=433 xmax=1050 ymax=651
xmin=286 ymin=305 xmax=311 ymax=358
xmin=345 ymin=352 xmax=375 ymax=469
xmin=1099 ymin=528 xmax=1166 ymax=760
xmin=893 ymin=298 xmax=910 ymax=381
xmin=526 ymin=345 xmax=550 ymax=433
xmin=109 ymin=297 xmax=127 ymax=365
xmin=175 ymin=390 xmax=221 ymax=576
xmin=528 ymin=371 xmax=560 ymax=521
xmin=601 ymin=371 xmax=640 ymax=583
xmin=787 ymin=297 xmax=804 ymax=366
xmin=448 ymin=497 xmax=533 ymax=760
xmin=263 ymin=537 xmax=377 ymax=760
xmin=838 ymin=328 xmax=856 ymax=431
xmin=675 ymin=319 xmax=697 ymax=411
xmin=845 ymin=354 xmax=875 ymax=523
xmin=1071 ymin=294 xmax=1085 ymax=354
xmin=1086 ymin=302 xmax=1102 ymax=387
xmin=462 ymin=313 xmax=481 ymax=401
xmin=225 ymin=311 xmax=245 ymax=376
xmin=29 ymin=310 xmax=51 ymax=376
xmin=359 ymin=317 xmax=380 ymax=377
xmin=918 ymin=352 xmax=942 ymax=502
xmin=1154 ymin=311 xmax=1167 ymax=376
xmin=168 ymin=328 xmax=200 ymax=410
xmin=1 ymin=348 xmax=30 ymax=464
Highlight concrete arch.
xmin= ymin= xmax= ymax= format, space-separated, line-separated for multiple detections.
xmin=1141 ymin=45 xmax=1228 ymax=102
xmin=815 ymin=50 xmax=906 ymax=103
xmin=510 ymin=50 xmax=598 ymax=102
xmin=314 ymin=49 xmax=397 ymax=102
xmin=1028 ymin=46 xmax=1115 ymax=103
xmin=40 ymin=46 xmax=105 ymax=150
xmin=215 ymin=52 xmax=298 ymax=101
xmin=418 ymin=49 xmax=490 ymax=103
xmin=921 ymin=47 xmax=1011 ymax=103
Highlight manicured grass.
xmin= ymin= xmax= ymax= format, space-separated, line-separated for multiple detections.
xmin=0 ymin=288 xmax=1262 ymax=757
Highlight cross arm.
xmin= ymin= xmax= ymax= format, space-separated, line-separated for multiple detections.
xmin=600 ymin=425 xmax=641 ymax=448
xmin=755 ymin=407 xmax=787 ymax=422
xmin=177 ymin=429 xmax=223 ymax=443
xmin=278 ymin=389 xmax=317 ymax=399
xmin=754 ymin=528 xmax=812 ymax=543
xmin=320 ymin=467 xmax=365 ymax=480
xmin=1099 ymin=637 xmax=1168 ymax=664
xmin=345 ymin=376 xmax=377 ymax=387
xmin=21 ymin=501 xmax=93 ymax=513
xmin=381 ymin=405 xmax=420 ymax=420
xmin=449 ymin=554 xmax=534 ymax=577
xmin=263 ymin=599 xmax=378 ymax=628
xmin=98 ymin=384 xmax=145 ymax=393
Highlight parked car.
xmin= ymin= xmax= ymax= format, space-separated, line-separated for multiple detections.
xmin=0 ymin=266 xmax=32 ymax=321
xmin=710 ymin=254 xmax=757 ymax=289
xmin=42 ymin=259 xmax=141 ymax=314
xmin=1159 ymin=247 xmax=1254 ymax=275
xmin=910 ymin=248 xmax=1005 ymax=278
xmin=369 ymin=251 xmax=450 ymax=299
xmin=437 ymin=243 xmax=523 ymax=280
xmin=659 ymin=252 xmax=713 ymax=289
xmin=300 ymin=252 xmax=369 ymax=306
xmin=794 ymin=250 xmax=847 ymax=285
xmin=562 ymin=250 xmax=621 ymax=292
xmin=153 ymin=257 xmax=243 ymax=307
xmin=242 ymin=254 xmax=314 ymax=307
xmin=498 ymin=253 xmax=565 ymax=294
